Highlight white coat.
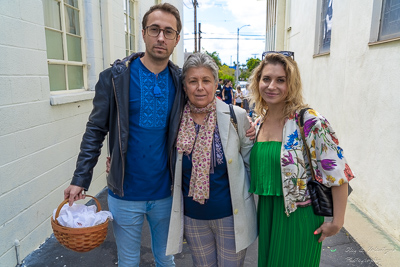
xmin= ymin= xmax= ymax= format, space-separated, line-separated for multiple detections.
xmin=166 ymin=99 xmax=257 ymax=255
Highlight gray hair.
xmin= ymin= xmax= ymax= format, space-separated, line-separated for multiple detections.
xmin=182 ymin=53 xmax=219 ymax=84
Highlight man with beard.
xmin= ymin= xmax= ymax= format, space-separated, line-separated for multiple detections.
xmin=63 ymin=3 xmax=183 ymax=266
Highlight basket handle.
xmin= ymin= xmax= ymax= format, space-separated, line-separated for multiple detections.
xmin=55 ymin=195 xmax=102 ymax=219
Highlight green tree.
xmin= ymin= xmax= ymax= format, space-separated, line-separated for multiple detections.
xmin=246 ymin=58 xmax=261 ymax=73
xmin=205 ymin=51 xmax=222 ymax=67
xmin=218 ymin=64 xmax=235 ymax=83
xmin=236 ymin=58 xmax=261 ymax=82
xmin=239 ymin=69 xmax=249 ymax=80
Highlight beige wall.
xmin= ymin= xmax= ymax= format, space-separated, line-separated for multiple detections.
xmin=281 ymin=0 xmax=400 ymax=244
xmin=0 ymin=0 xmax=183 ymax=266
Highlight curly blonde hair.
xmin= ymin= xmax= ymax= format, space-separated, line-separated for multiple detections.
xmin=248 ymin=53 xmax=308 ymax=119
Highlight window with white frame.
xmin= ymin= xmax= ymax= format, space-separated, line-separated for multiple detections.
xmin=263 ymin=0 xmax=286 ymax=52
xmin=370 ymin=0 xmax=400 ymax=43
xmin=124 ymin=0 xmax=137 ymax=57
xmin=265 ymin=0 xmax=277 ymax=52
xmin=315 ymin=0 xmax=333 ymax=55
xmin=43 ymin=0 xmax=86 ymax=91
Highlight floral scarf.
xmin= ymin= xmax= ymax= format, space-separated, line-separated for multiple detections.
xmin=176 ymin=99 xmax=217 ymax=204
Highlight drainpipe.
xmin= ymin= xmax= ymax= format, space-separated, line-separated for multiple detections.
xmin=14 ymin=239 xmax=21 ymax=267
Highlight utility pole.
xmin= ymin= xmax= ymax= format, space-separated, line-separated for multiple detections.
xmin=236 ymin=24 xmax=250 ymax=85
xmin=193 ymin=0 xmax=198 ymax=53
xmin=198 ymin=23 xmax=201 ymax=53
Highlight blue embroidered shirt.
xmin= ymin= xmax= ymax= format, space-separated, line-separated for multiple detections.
xmin=109 ymin=57 xmax=176 ymax=200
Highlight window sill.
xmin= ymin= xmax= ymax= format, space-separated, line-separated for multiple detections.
xmin=368 ymin=36 xmax=400 ymax=46
xmin=313 ymin=52 xmax=330 ymax=58
xmin=50 ymin=90 xmax=95 ymax=106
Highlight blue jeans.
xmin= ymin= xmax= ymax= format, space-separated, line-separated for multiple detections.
xmin=108 ymin=195 xmax=175 ymax=267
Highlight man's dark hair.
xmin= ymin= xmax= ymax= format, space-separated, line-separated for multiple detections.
xmin=142 ymin=3 xmax=182 ymax=34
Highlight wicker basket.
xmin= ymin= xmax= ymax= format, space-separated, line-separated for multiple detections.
xmin=51 ymin=195 xmax=109 ymax=252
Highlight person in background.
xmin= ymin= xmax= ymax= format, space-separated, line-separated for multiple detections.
xmin=241 ymin=84 xmax=250 ymax=113
xmin=63 ymin=4 xmax=184 ymax=266
xmin=235 ymin=85 xmax=243 ymax=107
xmin=216 ymin=78 xmax=223 ymax=99
xmin=222 ymin=79 xmax=233 ymax=105
xmin=166 ymin=53 xmax=257 ymax=267
xmin=248 ymin=52 xmax=355 ymax=266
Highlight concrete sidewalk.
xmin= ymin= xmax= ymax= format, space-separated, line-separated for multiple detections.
xmin=22 ymin=188 xmax=378 ymax=267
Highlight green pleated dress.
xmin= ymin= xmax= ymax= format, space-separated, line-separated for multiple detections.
xmin=250 ymin=141 xmax=324 ymax=267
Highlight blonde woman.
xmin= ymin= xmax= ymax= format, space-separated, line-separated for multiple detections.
xmin=248 ymin=52 xmax=355 ymax=266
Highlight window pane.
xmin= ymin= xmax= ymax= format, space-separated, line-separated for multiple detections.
xmin=129 ymin=0 xmax=135 ymax=18
xmin=45 ymin=29 xmax=64 ymax=60
xmin=67 ymin=35 xmax=82 ymax=61
xmin=65 ymin=0 xmax=78 ymax=8
xmin=380 ymin=0 xmax=400 ymax=39
xmin=43 ymin=0 xmax=61 ymax=30
xmin=127 ymin=1 xmax=135 ymax=53
xmin=65 ymin=6 xmax=80 ymax=35
xmin=130 ymin=17 xmax=135 ymax=34
xmin=320 ymin=0 xmax=333 ymax=53
xmin=130 ymin=34 xmax=135 ymax=51
xmin=67 ymin=65 xmax=84 ymax=89
xmin=124 ymin=14 xmax=128 ymax=32
xmin=48 ymin=64 xmax=66 ymax=91
xmin=125 ymin=33 xmax=129 ymax=51
xmin=123 ymin=0 xmax=127 ymax=12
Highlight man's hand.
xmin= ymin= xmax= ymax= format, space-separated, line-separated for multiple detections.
xmin=106 ymin=156 xmax=111 ymax=174
xmin=245 ymin=117 xmax=260 ymax=140
xmin=64 ymin=185 xmax=85 ymax=206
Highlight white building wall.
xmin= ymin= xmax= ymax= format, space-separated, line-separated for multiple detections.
xmin=0 ymin=0 xmax=183 ymax=266
xmin=137 ymin=0 xmax=184 ymax=66
xmin=283 ymin=0 xmax=400 ymax=244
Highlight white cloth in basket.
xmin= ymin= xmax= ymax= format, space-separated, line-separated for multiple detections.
xmin=53 ymin=203 xmax=113 ymax=228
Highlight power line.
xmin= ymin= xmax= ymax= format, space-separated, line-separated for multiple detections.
xmin=183 ymin=32 xmax=265 ymax=37
xmin=184 ymin=37 xmax=265 ymax=40
xmin=185 ymin=34 xmax=265 ymax=37
xmin=184 ymin=19 xmax=234 ymax=23
xmin=183 ymin=31 xmax=265 ymax=36
xmin=183 ymin=2 xmax=193 ymax=9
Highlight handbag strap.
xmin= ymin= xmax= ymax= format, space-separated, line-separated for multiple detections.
xmin=297 ymin=108 xmax=317 ymax=182
xmin=229 ymin=104 xmax=238 ymax=133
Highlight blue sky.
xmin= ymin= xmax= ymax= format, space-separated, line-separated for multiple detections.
xmin=182 ymin=0 xmax=266 ymax=66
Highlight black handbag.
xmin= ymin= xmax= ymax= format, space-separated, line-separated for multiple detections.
xmin=298 ymin=108 xmax=352 ymax=217
xmin=229 ymin=104 xmax=238 ymax=133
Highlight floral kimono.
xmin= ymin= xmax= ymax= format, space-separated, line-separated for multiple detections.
xmin=257 ymin=108 xmax=355 ymax=216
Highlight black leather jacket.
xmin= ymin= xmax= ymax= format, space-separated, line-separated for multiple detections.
xmin=71 ymin=52 xmax=185 ymax=197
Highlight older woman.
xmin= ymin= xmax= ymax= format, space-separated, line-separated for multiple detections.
xmin=166 ymin=53 xmax=257 ymax=266
xmin=248 ymin=52 xmax=355 ymax=266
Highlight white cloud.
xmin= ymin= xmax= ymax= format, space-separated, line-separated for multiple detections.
xmin=220 ymin=0 xmax=266 ymax=30
xmin=183 ymin=0 xmax=266 ymax=65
